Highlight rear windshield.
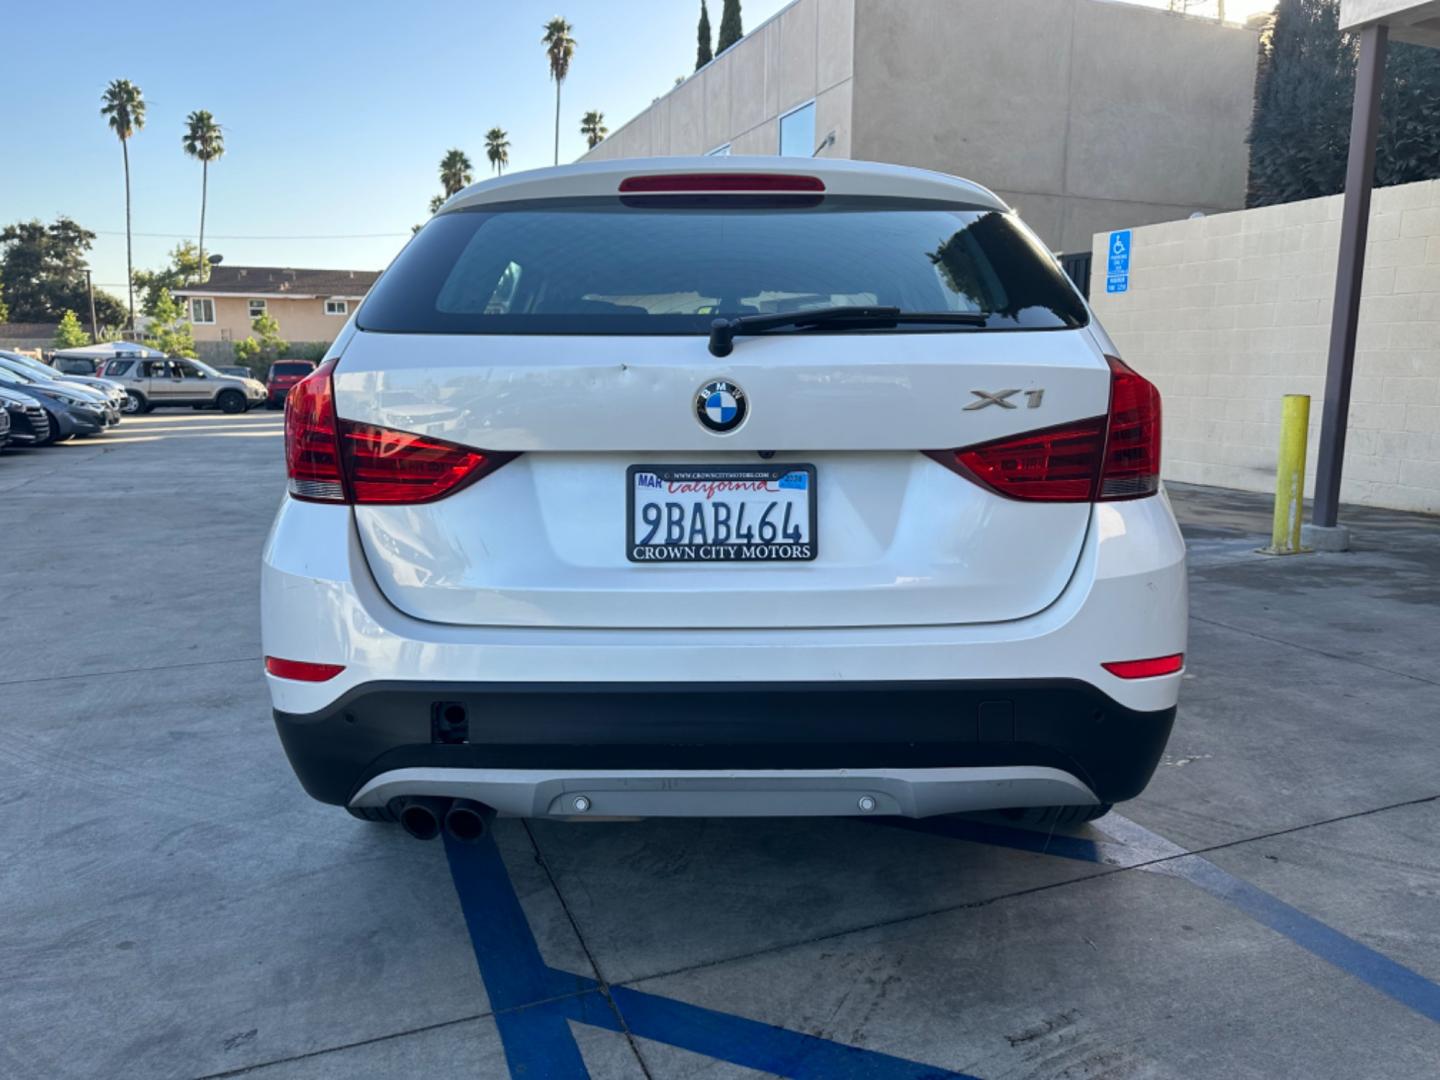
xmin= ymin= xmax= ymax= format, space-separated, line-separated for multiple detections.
xmin=358 ymin=196 xmax=1087 ymax=336
xmin=270 ymin=362 xmax=313 ymax=377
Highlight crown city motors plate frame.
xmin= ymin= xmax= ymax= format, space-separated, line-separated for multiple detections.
xmin=626 ymin=463 xmax=819 ymax=564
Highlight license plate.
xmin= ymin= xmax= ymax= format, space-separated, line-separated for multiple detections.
xmin=627 ymin=464 xmax=817 ymax=563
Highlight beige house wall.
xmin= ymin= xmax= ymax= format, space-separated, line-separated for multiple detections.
xmin=1090 ymin=178 xmax=1440 ymax=514
xmin=581 ymin=0 xmax=855 ymax=160
xmin=185 ymin=295 xmax=358 ymax=344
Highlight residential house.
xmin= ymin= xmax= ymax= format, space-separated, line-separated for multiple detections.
xmin=173 ymin=266 xmax=379 ymax=344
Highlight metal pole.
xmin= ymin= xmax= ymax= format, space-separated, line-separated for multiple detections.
xmin=1311 ymin=23 xmax=1388 ymax=538
xmin=86 ymin=268 xmax=99 ymax=342
xmin=1264 ymin=394 xmax=1311 ymax=555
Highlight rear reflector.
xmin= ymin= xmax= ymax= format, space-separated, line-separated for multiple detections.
xmin=265 ymin=656 xmax=346 ymax=682
xmin=1102 ymin=654 xmax=1184 ymax=679
xmin=926 ymin=355 xmax=1161 ymax=503
xmin=284 ymin=359 xmax=515 ymax=504
xmin=619 ymin=173 xmax=826 ymax=193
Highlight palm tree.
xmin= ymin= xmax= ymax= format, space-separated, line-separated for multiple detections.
xmin=100 ymin=79 xmax=146 ymax=331
xmin=485 ymin=127 xmax=511 ymax=176
xmin=439 ymin=148 xmax=474 ymax=197
xmin=182 ymin=110 xmax=224 ymax=284
xmin=542 ymin=17 xmax=576 ymax=165
xmin=580 ymin=110 xmax=608 ymax=150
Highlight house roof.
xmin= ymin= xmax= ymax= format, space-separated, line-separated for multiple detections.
xmin=173 ymin=266 xmax=380 ymax=299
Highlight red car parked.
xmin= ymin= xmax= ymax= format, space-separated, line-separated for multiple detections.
xmin=266 ymin=360 xmax=317 ymax=410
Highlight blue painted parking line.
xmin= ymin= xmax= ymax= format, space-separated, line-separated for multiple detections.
xmin=444 ymin=833 xmax=980 ymax=1078
xmin=883 ymin=812 xmax=1440 ymax=1026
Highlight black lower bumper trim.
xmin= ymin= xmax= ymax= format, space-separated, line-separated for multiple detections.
xmin=273 ymin=679 xmax=1176 ymax=809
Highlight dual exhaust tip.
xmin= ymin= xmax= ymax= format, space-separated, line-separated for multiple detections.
xmin=390 ymin=796 xmax=495 ymax=843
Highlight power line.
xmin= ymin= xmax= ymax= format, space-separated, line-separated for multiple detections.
xmin=93 ymin=230 xmax=409 ymax=240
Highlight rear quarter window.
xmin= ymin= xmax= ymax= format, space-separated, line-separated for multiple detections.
xmin=358 ymin=196 xmax=1087 ymax=336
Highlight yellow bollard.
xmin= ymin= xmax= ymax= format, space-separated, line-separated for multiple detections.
xmin=1263 ymin=394 xmax=1311 ymax=555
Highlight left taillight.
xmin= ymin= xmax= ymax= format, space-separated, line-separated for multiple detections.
xmin=284 ymin=359 xmax=515 ymax=505
xmin=926 ymin=355 xmax=1161 ymax=503
xmin=285 ymin=359 xmax=346 ymax=502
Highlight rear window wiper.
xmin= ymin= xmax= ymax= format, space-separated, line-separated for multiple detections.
xmin=708 ymin=306 xmax=989 ymax=356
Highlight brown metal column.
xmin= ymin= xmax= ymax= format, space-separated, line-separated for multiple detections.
xmin=1312 ymin=23 xmax=1389 ymax=534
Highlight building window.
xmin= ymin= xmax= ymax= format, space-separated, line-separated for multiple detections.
xmin=248 ymin=299 xmax=267 ymax=319
xmin=190 ymin=298 xmax=215 ymax=324
xmin=778 ymin=100 xmax=816 ymax=157
xmin=325 ymin=299 xmax=348 ymax=316
xmin=706 ymin=143 xmax=732 ymax=157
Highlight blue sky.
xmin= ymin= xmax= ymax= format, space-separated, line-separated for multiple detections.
xmin=4 ymin=0 xmax=792 ymax=300
xmin=4 ymin=0 xmax=1269 ymax=303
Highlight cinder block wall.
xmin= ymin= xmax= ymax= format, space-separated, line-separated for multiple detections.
xmin=1091 ymin=179 xmax=1440 ymax=515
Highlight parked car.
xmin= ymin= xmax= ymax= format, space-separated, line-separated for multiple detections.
xmin=262 ymin=158 xmax=1185 ymax=841
xmin=265 ymin=360 xmax=316 ymax=409
xmin=51 ymin=356 xmax=100 ymax=375
xmin=0 ymin=387 xmax=53 ymax=446
xmin=99 ymin=357 xmax=267 ymax=414
xmin=0 ymin=369 xmax=108 ymax=442
xmin=0 ymin=351 xmax=127 ymax=415
xmin=0 ymin=356 xmax=115 ymax=418
xmin=0 ymin=400 xmax=9 ymax=449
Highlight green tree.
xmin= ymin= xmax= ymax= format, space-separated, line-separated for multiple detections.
xmin=147 ymin=288 xmax=197 ymax=358
xmin=439 ymin=148 xmax=474 ymax=196
xmin=486 ymin=127 xmax=511 ymax=175
xmin=428 ymin=194 xmax=446 ymax=215
xmin=233 ymin=310 xmax=288 ymax=366
xmin=543 ymin=17 xmax=577 ymax=165
xmin=580 ymin=110 xmax=608 ymax=149
xmin=182 ymin=110 xmax=225 ymax=283
xmin=696 ymin=0 xmax=713 ymax=70
xmin=1376 ymin=40 xmax=1440 ymax=188
xmin=133 ymin=241 xmax=204 ymax=318
xmin=53 ymin=310 xmax=89 ymax=348
xmin=0 ymin=280 xmax=8 ymax=324
xmin=0 ymin=217 xmax=126 ymax=327
xmin=100 ymin=79 xmax=146 ymax=331
xmin=717 ymin=0 xmax=743 ymax=53
xmin=1247 ymin=0 xmax=1440 ymax=206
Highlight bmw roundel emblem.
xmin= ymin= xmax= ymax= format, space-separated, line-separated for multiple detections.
xmin=695 ymin=378 xmax=747 ymax=434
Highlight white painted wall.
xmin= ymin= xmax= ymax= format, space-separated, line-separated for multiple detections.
xmin=1091 ymin=179 xmax=1440 ymax=514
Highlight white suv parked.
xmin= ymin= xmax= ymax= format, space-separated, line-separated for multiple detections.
xmin=262 ymin=158 xmax=1186 ymax=841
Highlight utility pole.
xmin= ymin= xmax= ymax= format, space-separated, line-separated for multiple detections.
xmin=86 ymin=268 xmax=99 ymax=342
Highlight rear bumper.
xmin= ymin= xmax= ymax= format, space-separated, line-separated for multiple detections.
xmin=275 ymin=678 xmax=1174 ymax=814
xmin=263 ymin=492 xmax=1187 ymax=817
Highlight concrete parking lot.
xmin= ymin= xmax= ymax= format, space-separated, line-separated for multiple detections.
xmin=2 ymin=410 xmax=1438 ymax=1079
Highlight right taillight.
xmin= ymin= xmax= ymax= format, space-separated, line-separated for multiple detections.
xmin=1097 ymin=355 xmax=1161 ymax=500
xmin=926 ymin=355 xmax=1161 ymax=503
xmin=284 ymin=358 xmax=514 ymax=505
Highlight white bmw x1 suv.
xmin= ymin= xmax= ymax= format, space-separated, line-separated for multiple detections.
xmin=262 ymin=158 xmax=1186 ymax=841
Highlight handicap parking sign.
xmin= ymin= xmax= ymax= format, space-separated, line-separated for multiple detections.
xmin=1106 ymin=229 xmax=1131 ymax=294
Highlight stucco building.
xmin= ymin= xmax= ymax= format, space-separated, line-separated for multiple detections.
xmin=173 ymin=266 xmax=378 ymax=345
xmin=581 ymin=0 xmax=1261 ymax=264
